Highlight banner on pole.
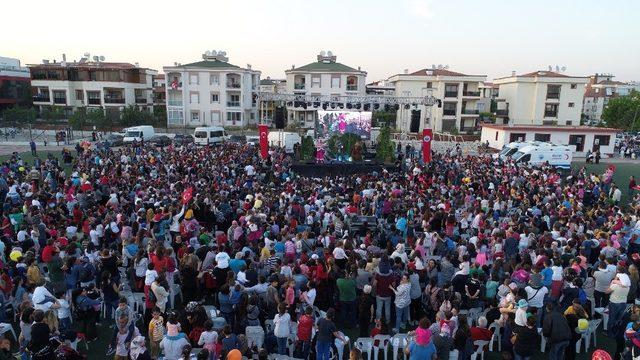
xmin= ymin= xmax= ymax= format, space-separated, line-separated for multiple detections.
xmin=258 ymin=124 xmax=269 ymax=159
xmin=422 ymin=129 xmax=432 ymax=163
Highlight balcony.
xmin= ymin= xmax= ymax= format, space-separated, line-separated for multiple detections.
xmin=168 ymin=81 xmax=182 ymax=89
xmin=444 ymin=91 xmax=458 ymax=98
xmin=346 ymin=85 xmax=358 ymax=91
xmin=104 ymin=97 xmax=125 ymax=104
xmin=167 ymin=100 xmax=183 ymax=106
xmin=463 ymin=91 xmax=481 ymax=97
xmin=443 ymin=109 xmax=456 ymax=116
xmin=546 ymin=93 xmax=560 ymax=100
xmin=87 ymin=98 xmax=101 ymax=105
xmin=544 ymin=111 xmax=558 ymax=118
xmin=461 ymin=109 xmax=479 ymax=115
xmin=227 ymin=101 xmax=240 ymax=107
xmin=226 ymin=82 xmax=241 ymax=89
xmin=294 ymin=83 xmax=306 ymax=90
xmin=53 ymin=98 xmax=67 ymax=105
xmin=495 ymin=109 xmax=509 ymax=116
xmin=135 ymin=98 xmax=147 ymax=104
xmin=32 ymin=95 xmax=50 ymax=102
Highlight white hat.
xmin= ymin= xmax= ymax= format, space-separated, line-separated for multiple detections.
xmin=363 ymin=285 xmax=372 ymax=294
xmin=617 ymin=273 xmax=631 ymax=287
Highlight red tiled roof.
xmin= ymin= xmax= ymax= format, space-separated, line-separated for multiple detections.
xmin=518 ymin=70 xmax=570 ymax=78
xmin=29 ymin=62 xmax=140 ymax=70
xmin=155 ymin=74 xmax=165 ymax=79
xmin=481 ymin=123 xmax=619 ymax=133
xmin=597 ymin=79 xmax=626 ymax=85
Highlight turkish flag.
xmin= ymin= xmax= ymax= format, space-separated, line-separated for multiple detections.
xmin=182 ymin=187 xmax=193 ymax=204
xmin=258 ymin=124 xmax=269 ymax=159
xmin=422 ymin=128 xmax=433 ymax=163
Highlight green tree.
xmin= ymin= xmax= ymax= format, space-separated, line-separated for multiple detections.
xmin=120 ymin=105 xmax=143 ymax=127
xmin=300 ymin=135 xmax=315 ymax=160
xmin=42 ymin=106 xmax=66 ymax=123
xmin=87 ymin=108 xmax=108 ymax=130
xmin=0 ymin=107 xmax=36 ymax=125
xmin=376 ymin=126 xmax=395 ymax=162
xmin=68 ymin=107 xmax=88 ymax=130
xmin=602 ymin=91 xmax=640 ymax=130
xmin=153 ymin=106 xmax=167 ymax=128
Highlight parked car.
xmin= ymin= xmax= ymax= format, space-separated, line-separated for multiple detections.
xmin=104 ymin=133 xmax=124 ymax=147
xmin=228 ymin=135 xmax=247 ymax=143
xmin=149 ymin=135 xmax=172 ymax=147
xmin=173 ymin=134 xmax=193 ymax=145
xmin=246 ymin=135 xmax=260 ymax=146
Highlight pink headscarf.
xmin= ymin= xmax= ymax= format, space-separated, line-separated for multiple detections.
xmin=415 ymin=327 xmax=432 ymax=346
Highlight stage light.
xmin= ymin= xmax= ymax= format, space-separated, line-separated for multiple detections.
xmin=302 ymin=103 xmax=307 ymax=109
xmin=286 ymin=101 xmax=293 ymax=107
xmin=404 ymin=104 xmax=410 ymax=109
xmin=384 ymin=105 xmax=391 ymax=112
xmin=322 ymin=103 xmax=328 ymax=110
xmin=346 ymin=103 xmax=352 ymax=109
xmin=355 ymin=103 xmax=361 ymax=109
xmin=363 ymin=104 xmax=370 ymax=111
xmin=394 ymin=104 xmax=400 ymax=111
xmin=374 ymin=103 xmax=380 ymax=110
xmin=331 ymin=103 xmax=336 ymax=109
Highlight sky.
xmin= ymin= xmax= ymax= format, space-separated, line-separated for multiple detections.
xmin=3 ymin=0 xmax=639 ymax=83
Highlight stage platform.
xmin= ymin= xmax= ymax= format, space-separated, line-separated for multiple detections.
xmin=290 ymin=161 xmax=395 ymax=177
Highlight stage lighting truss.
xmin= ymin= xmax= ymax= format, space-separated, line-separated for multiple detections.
xmin=257 ymin=92 xmax=438 ymax=108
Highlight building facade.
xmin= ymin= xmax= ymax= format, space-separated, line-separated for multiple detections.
xmin=284 ymin=52 xmax=366 ymax=128
xmin=257 ymin=77 xmax=286 ymax=125
xmin=583 ymin=73 xmax=639 ymax=124
xmin=0 ymin=57 xmax=31 ymax=110
xmin=152 ymin=74 xmax=166 ymax=106
xmin=163 ymin=52 xmax=260 ymax=128
xmin=387 ymin=68 xmax=488 ymax=134
xmin=493 ymin=71 xmax=588 ymax=126
xmin=28 ymin=55 xmax=156 ymax=118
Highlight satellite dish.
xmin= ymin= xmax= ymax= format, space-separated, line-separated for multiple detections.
xmin=92 ymin=56 xmax=99 ymax=62
xmin=555 ymin=65 xmax=560 ymax=72
xmin=99 ymin=56 xmax=105 ymax=61
xmin=437 ymin=64 xmax=443 ymax=69
xmin=432 ymin=64 xmax=436 ymax=69
xmin=444 ymin=65 xmax=449 ymax=70
xmin=327 ymin=51 xmax=333 ymax=57
xmin=211 ymin=50 xmax=217 ymax=56
xmin=320 ymin=50 xmax=326 ymax=56
xmin=561 ymin=66 xmax=567 ymax=72
xmin=219 ymin=51 xmax=227 ymax=56
xmin=548 ymin=65 xmax=553 ymax=71
xmin=205 ymin=51 xmax=211 ymax=56
xmin=84 ymin=52 xmax=90 ymax=57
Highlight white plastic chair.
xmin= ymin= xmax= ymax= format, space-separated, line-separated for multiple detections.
xmin=594 ymin=307 xmax=609 ymax=330
xmin=245 ymin=325 xmax=265 ymax=349
xmin=468 ymin=307 xmax=482 ymax=327
xmin=334 ymin=334 xmax=350 ymax=360
xmin=355 ymin=337 xmax=374 ymax=360
xmin=470 ymin=340 xmax=489 ymax=360
xmin=449 ymin=349 xmax=459 ymax=360
xmin=589 ymin=318 xmax=603 ymax=349
xmin=575 ymin=329 xmax=588 ymax=353
xmin=132 ymin=292 xmax=145 ymax=313
xmin=373 ymin=334 xmax=391 ymax=360
xmin=488 ymin=322 xmax=501 ymax=352
xmin=391 ymin=334 xmax=409 ymax=360
xmin=538 ymin=328 xmax=547 ymax=352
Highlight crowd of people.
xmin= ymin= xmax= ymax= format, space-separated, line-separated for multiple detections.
xmin=0 ymin=136 xmax=639 ymax=360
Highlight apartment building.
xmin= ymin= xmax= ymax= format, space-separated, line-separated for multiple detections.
xmin=0 ymin=56 xmax=31 ymax=110
xmin=258 ymin=77 xmax=286 ymax=125
xmin=152 ymin=74 xmax=166 ymax=107
xmin=387 ymin=67 xmax=488 ymax=133
xmin=284 ymin=51 xmax=366 ymax=128
xmin=493 ymin=70 xmax=588 ymax=126
xmin=163 ymin=51 xmax=260 ymax=128
xmin=583 ymin=73 xmax=639 ymax=123
xmin=28 ymin=54 xmax=156 ymax=118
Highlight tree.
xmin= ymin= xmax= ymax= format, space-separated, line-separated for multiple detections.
xmin=120 ymin=105 xmax=143 ymax=127
xmin=41 ymin=106 xmax=66 ymax=123
xmin=87 ymin=108 xmax=108 ymax=130
xmin=0 ymin=107 xmax=36 ymax=125
xmin=300 ymin=135 xmax=315 ymax=160
xmin=153 ymin=106 xmax=167 ymax=128
xmin=376 ymin=126 xmax=395 ymax=162
xmin=68 ymin=107 xmax=88 ymax=130
xmin=602 ymin=91 xmax=640 ymax=130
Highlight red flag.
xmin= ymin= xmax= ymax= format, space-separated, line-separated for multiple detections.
xmin=258 ymin=124 xmax=269 ymax=159
xmin=422 ymin=129 xmax=433 ymax=163
xmin=182 ymin=187 xmax=193 ymax=204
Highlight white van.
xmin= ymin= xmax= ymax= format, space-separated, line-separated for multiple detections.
xmin=495 ymin=141 xmax=552 ymax=160
xmin=268 ymin=131 xmax=301 ymax=153
xmin=123 ymin=126 xmax=155 ymax=143
xmin=194 ymin=127 xmax=228 ymax=146
xmin=512 ymin=145 xmax=573 ymax=169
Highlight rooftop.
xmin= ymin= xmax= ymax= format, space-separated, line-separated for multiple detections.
xmin=495 ymin=70 xmax=588 ymax=80
xmin=178 ymin=59 xmax=241 ymax=69
xmin=28 ymin=61 xmax=143 ymax=70
xmin=481 ymin=123 xmax=619 ymax=133
xmin=288 ymin=61 xmax=362 ymax=73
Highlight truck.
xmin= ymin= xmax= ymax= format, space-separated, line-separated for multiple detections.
xmin=123 ymin=126 xmax=155 ymax=143
xmin=268 ymin=131 xmax=301 ymax=153
xmin=511 ymin=145 xmax=573 ymax=169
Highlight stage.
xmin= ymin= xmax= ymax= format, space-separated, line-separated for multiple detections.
xmin=290 ymin=161 xmax=396 ymax=177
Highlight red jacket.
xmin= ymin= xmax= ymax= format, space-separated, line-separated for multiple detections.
xmin=297 ymin=315 xmax=314 ymax=341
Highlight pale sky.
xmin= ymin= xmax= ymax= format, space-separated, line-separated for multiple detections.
xmin=3 ymin=0 xmax=639 ymax=83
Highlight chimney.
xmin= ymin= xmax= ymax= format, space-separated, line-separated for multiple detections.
xmin=292 ymin=65 xmax=295 ymax=70
xmin=62 ymin=54 xmax=66 ymax=62
xmin=511 ymin=70 xmax=516 ymax=76
xmin=358 ymin=66 xmax=361 ymax=71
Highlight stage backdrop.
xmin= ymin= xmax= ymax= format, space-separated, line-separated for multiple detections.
xmin=316 ymin=111 xmax=372 ymax=140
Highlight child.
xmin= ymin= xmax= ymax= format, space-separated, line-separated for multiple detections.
xmin=56 ymin=291 xmax=72 ymax=333
xmin=166 ymin=313 xmax=181 ymax=337
xmin=285 ymin=280 xmax=296 ymax=320
xmin=197 ymin=320 xmax=218 ymax=360
xmin=148 ymin=307 xmax=165 ymax=359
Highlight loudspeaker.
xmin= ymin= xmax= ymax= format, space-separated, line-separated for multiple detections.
xmin=275 ymin=106 xmax=286 ymax=129
xmin=410 ymin=110 xmax=421 ymax=133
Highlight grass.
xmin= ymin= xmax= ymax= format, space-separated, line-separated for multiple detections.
xmin=573 ymin=161 xmax=638 ymax=205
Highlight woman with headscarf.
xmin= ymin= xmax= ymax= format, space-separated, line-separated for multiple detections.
xmin=129 ymin=335 xmax=151 ymax=360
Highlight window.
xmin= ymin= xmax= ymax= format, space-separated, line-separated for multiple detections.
xmin=570 ymin=84 xmax=577 ymax=89
xmin=427 ymin=82 xmax=432 ymax=88
xmin=227 ymin=94 xmax=240 ymax=107
xmin=211 ymin=111 xmax=220 ymax=124
xmin=546 ymin=85 xmax=561 ymax=99
xmin=594 ymin=135 xmax=611 ymax=146
xmin=210 ymin=93 xmax=219 ymax=103
xmin=191 ymin=111 xmax=200 ymax=122
xmin=227 ymin=112 xmax=241 ymax=123
xmin=346 ymin=76 xmax=358 ymax=91
xmin=331 ymin=76 xmax=340 ymax=88
xmin=442 ymin=102 xmax=456 ymax=116
xmin=544 ymin=103 xmax=558 ymax=117
xmin=568 ymin=102 xmax=575 ymax=108
xmin=534 ymin=133 xmax=551 ymax=142
xmin=190 ymin=92 xmax=199 ymax=104
xmin=210 ymin=74 xmax=219 ymax=85
xmin=75 ymin=90 xmax=83 ymax=101
xmin=311 ymin=75 xmax=321 ymax=88
xmin=189 ymin=73 xmax=199 ymax=85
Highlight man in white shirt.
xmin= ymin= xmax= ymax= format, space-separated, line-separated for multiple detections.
xmin=606 ymin=269 xmax=631 ymax=336
xmin=32 ymin=282 xmax=60 ymax=312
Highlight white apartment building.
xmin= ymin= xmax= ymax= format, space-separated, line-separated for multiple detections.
xmin=284 ymin=51 xmax=366 ymax=128
xmin=258 ymin=77 xmax=286 ymax=125
xmin=28 ymin=54 xmax=156 ymax=118
xmin=583 ymin=73 xmax=639 ymax=123
xmin=163 ymin=51 xmax=260 ymax=128
xmin=152 ymin=74 xmax=166 ymax=107
xmin=387 ymin=67 xmax=488 ymax=133
xmin=493 ymin=70 xmax=588 ymax=126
